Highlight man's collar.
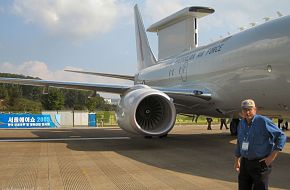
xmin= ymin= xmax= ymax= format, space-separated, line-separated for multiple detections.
xmin=244 ymin=114 xmax=257 ymax=126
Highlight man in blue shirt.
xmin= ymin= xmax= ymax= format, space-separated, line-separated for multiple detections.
xmin=234 ymin=99 xmax=287 ymax=190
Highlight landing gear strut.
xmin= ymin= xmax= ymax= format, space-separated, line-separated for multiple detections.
xmin=230 ymin=119 xmax=240 ymax=136
xmin=144 ymin=134 xmax=168 ymax=139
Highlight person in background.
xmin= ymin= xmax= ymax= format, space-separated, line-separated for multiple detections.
xmin=234 ymin=99 xmax=287 ymax=190
xmin=278 ymin=117 xmax=283 ymax=129
xmin=282 ymin=120 xmax=288 ymax=131
xmin=220 ymin=118 xmax=229 ymax=130
xmin=206 ymin=117 xmax=213 ymax=130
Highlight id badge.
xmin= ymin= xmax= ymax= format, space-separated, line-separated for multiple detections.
xmin=242 ymin=141 xmax=249 ymax=151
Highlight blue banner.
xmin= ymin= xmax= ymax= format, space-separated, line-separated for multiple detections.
xmin=0 ymin=114 xmax=58 ymax=128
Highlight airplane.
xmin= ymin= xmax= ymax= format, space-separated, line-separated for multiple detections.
xmin=0 ymin=5 xmax=290 ymax=137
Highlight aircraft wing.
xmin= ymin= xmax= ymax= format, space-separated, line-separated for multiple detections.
xmin=64 ymin=69 xmax=135 ymax=81
xmin=0 ymin=77 xmax=212 ymax=100
xmin=0 ymin=77 xmax=131 ymax=94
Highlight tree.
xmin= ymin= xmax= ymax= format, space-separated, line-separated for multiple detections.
xmin=0 ymin=73 xmax=115 ymax=112
xmin=21 ymin=86 xmax=42 ymax=101
xmin=63 ymin=89 xmax=90 ymax=110
xmin=11 ymin=98 xmax=42 ymax=113
xmin=87 ymin=97 xmax=98 ymax=112
xmin=0 ymin=99 xmax=8 ymax=111
xmin=7 ymin=85 xmax=22 ymax=107
xmin=41 ymin=88 xmax=64 ymax=110
xmin=0 ymin=85 xmax=8 ymax=100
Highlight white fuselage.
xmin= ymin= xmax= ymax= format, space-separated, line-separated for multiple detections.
xmin=136 ymin=15 xmax=290 ymax=119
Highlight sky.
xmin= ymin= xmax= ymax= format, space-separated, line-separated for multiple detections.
xmin=0 ymin=0 xmax=290 ymax=98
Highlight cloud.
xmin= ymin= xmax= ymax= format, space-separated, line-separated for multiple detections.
xmin=144 ymin=0 xmax=183 ymax=22
xmin=12 ymin=0 xmax=129 ymax=40
xmin=0 ymin=61 xmax=132 ymax=85
xmin=2 ymin=61 xmax=53 ymax=79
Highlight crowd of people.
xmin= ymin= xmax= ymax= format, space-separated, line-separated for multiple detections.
xmin=205 ymin=117 xmax=288 ymax=131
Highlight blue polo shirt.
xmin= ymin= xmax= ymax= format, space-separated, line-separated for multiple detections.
xmin=235 ymin=115 xmax=287 ymax=160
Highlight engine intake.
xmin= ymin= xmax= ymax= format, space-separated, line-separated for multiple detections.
xmin=116 ymin=85 xmax=176 ymax=136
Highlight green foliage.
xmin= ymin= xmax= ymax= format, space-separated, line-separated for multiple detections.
xmin=41 ymin=88 xmax=64 ymax=110
xmin=0 ymin=98 xmax=8 ymax=111
xmin=103 ymin=111 xmax=110 ymax=123
xmin=0 ymin=72 xmax=119 ymax=112
xmin=92 ymin=112 xmax=222 ymax=126
xmin=175 ymin=115 xmax=219 ymax=125
xmin=63 ymin=89 xmax=90 ymax=110
xmin=86 ymin=95 xmax=106 ymax=112
xmin=87 ymin=97 xmax=98 ymax=112
xmin=96 ymin=111 xmax=116 ymax=125
xmin=10 ymin=98 xmax=42 ymax=113
xmin=7 ymin=85 xmax=22 ymax=107
xmin=21 ymin=86 xmax=42 ymax=101
xmin=0 ymin=86 xmax=9 ymax=100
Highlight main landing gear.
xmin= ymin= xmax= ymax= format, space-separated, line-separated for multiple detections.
xmin=144 ymin=134 xmax=168 ymax=139
xmin=230 ymin=119 xmax=240 ymax=136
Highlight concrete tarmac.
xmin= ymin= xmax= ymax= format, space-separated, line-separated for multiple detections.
xmin=0 ymin=125 xmax=289 ymax=190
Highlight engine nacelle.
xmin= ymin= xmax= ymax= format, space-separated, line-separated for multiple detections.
xmin=116 ymin=85 xmax=176 ymax=136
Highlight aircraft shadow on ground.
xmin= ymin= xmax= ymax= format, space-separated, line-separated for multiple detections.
xmin=14 ymin=128 xmax=290 ymax=189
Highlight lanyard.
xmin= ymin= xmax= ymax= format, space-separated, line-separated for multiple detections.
xmin=242 ymin=121 xmax=252 ymax=151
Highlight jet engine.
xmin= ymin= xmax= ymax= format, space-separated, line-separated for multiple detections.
xmin=116 ymin=85 xmax=176 ymax=136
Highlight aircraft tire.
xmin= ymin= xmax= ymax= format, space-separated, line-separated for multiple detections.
xmin=230 ymin=119 xmax=240 ymax=136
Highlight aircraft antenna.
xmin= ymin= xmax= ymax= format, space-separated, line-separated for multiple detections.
xmin=263 ymin=17 xmax=271 ymax=22
xmin=277 ymin=11 xmax=283 ymax=17
xmin=238 ymin=27 xmax=245 ymax=31
xmin=249 ymin=22 xmax=257 ymax=27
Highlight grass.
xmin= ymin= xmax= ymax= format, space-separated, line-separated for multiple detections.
xmin=95 ymin=111 xmax=222 ymax=126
